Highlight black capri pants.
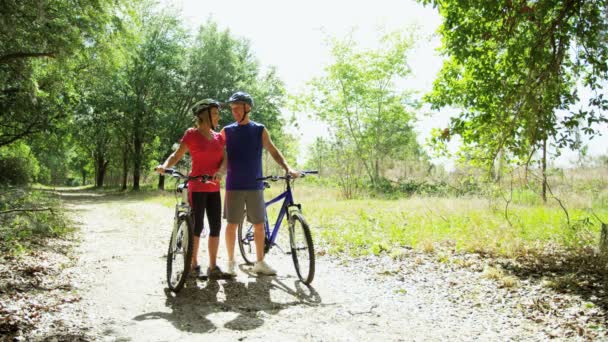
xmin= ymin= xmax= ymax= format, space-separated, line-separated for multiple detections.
xmin=191 ymin=191 xmax=222 ymax=237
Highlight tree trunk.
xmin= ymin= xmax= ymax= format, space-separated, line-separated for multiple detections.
xmin=158 ymin=174 xmax=165 ymax=190
xmin=493 ymin=149 xmax=503 ymax=182
xmin=81 ymin=170 xmax=86 ymax=186
xmin=132 ymin=136 xmax=142 ymax=190
xmin=542 ymin=138 xmax=547 ymax=203
xmin=375 ymin=159 xmax=380 ymax=183
xmin=96 ymin=160 xmax=108 ymax=188
xmin=600 ymin=223 xmax=608 ymax=255
xmin=121 ymin=148 xmax=128 ymax=190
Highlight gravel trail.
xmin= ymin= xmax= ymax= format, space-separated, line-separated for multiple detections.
xmin=52 ymin=190 xmax=558 ymax=341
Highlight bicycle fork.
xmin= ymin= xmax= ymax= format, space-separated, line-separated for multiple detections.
xmin=287 ymin=204 xmax=302 ymax=251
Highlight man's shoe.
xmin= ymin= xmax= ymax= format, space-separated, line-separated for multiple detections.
xmin=252 ymin=260 xmax=277 ymax=275
xmin=226 ymin=260 xmax=237 ymax=276
xmin=207 ymin=266 xmax=233 ymax=280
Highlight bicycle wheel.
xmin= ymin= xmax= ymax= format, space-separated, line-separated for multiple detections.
xmin=289 ymin=211 xmax=315 ymax=284
xmin=237 ymin=210 xmax=257 ymax=265
xmin=166 ymin=215 xmax=193 ymax=292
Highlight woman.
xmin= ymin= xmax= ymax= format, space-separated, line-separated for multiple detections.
xmin=156 ymin=99 xmax=231 ymax=279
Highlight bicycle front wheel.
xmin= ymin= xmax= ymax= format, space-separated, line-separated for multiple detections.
xmin=289 ymin=212 xmax=315 ymax=284
xmin=237 ymin=210 xmax=257 ymax=265
xmin=166 ymin=215 xmax=193 ymax=292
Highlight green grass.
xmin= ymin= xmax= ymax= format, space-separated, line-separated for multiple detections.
xmin=295 ymin=185 xmax=606 ymax=258
xmin=142 ymin=179 xmax=607 ymax=259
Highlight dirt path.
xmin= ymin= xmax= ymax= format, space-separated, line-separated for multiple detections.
xmin=56 ymin=190 xmax=558 ymax=341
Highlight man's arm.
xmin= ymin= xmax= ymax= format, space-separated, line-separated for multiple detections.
xmin=261 ymin=128 xmax=299 ymax=177
xmin=214 ymin=149 xmax=228 ymax=181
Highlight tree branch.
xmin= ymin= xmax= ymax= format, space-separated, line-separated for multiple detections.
xmin=0 ymin=52 xmax=56 ymax=64
xmin=0 ymin=208 xmax=54 ymax=215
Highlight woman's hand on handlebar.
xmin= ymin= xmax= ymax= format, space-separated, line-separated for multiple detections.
xmin=155 ymin=165 xmax=167 ymax=175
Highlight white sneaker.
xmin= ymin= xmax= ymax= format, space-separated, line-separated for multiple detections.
xmin=226 ymin=260 xmax=237 ymax=276
xmin=252 ymin=260 xmax=277 ymax=275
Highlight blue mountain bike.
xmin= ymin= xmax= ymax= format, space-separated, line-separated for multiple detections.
xmin=238 ymin=171 xmax=318 ymax=284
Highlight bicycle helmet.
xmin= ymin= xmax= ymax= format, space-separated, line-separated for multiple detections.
xmin=191 ymin=98 xmax=221 ymax=129
xmin=227 ymin=91 xmax=254 ymax=107
xmin=227 ymin=91 xmax=253 ymax=122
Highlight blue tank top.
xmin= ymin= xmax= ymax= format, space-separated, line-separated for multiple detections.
xmin=225 ymin=121 xmax=264 ymax=190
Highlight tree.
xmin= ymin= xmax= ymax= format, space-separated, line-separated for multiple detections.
xmin=155 ymin=20 xmax=290 ymax=189
xmin=155 ymin=19 xmax=258 ymax=190
xmin=121 ymin=7 xmax=188 ymax=190
xmin=296 ymin=30 xmax=423 ymax=188
xmin=420 ymin=0 xmax=608 ymax=200
xmin=0 ymin=0 xmax=122 ymax=148
xmin=70 ymin=5 xmax=133 ymax=188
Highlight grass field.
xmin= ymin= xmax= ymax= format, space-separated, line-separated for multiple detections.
xmin=148 ymin=168 xmax=608 ymax=259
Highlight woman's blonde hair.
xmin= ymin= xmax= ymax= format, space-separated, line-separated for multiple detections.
xmin=195 ymin=111 xmax=212 ymax=128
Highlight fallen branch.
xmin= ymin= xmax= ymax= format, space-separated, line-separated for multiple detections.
xmin=0 ymin=208 xmax=54 ymax=215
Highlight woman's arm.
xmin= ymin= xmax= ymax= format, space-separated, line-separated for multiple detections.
xmin=155 ymin=142 xmax=188 ymax=175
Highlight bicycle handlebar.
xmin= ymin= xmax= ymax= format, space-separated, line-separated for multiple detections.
xmin=256 ymin=170 xmax=318 ymax=182
xmin=161 ymin=168 xmax=212 ymax=182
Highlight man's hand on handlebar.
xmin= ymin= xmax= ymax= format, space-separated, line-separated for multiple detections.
xmin=287 ymin=168 xmax=300 ymax=179
xmin=212 ymin=171 xmax=225 ymax=182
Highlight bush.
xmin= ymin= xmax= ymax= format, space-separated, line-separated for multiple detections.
xmin=369 ymin=177 xmax=479 ymax=198
xmin=0 ymin=188 xmax=72 ymax=255
xmin=0 ymin=142 xmax=40 ymax=186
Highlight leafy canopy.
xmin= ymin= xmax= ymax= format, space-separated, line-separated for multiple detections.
xmin=420 ymin=0 xmax=608 ymax=168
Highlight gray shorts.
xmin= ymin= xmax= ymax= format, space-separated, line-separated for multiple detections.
xmin=224 ymin=190 xmax=265 ymax=224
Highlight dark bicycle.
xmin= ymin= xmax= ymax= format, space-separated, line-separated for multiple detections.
xmin=238 ymin=171 xmax=318 ymax=284
xmin=163 ymin=168 xmax=211 ymax=292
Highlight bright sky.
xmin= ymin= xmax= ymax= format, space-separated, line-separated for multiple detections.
xmin=164 ymin=0 xmax=607 ymax=169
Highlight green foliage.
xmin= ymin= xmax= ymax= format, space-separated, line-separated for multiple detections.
xmin=420 ymin=0 xmax=608 ymax=171
xmin=295 ymin=29 xmax=426 ymax=197
xmin=2 ymin=0 xmax=292 ymax=189
xmin=370 ymin=177 xmax=474 ymax=198
xmin=0 ymin=142 xmax=40 ymax=185
xmin=28 ymin=132 xmax=73 ymax=185
xmin=0 ymin=0 xmax=124 ymax=148
xmin=0 ymin=189 xmax=73 ymax=255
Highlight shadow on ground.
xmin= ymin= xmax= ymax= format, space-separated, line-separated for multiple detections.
xmin=133 ymin=276 xmax=321 ymax=334
xmin=499 ymin=249 xmax=608 ymax=314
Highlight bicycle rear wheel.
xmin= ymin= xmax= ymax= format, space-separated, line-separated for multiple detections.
xmin=166 ymin=215 xmax=193 ymax=292
xmin=289 ymin=212 xmax=315 ymax=284
xmin=237 ymin=210 xmax=257 ymax=265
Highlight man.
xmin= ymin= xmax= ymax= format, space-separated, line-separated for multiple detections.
xmin=221 ymin=91 xmax=299 ymax=275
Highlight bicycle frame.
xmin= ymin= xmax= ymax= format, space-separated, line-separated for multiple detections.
xmin=238 ymin=171 xmax=317 ymax=283
xmin=264 ymin=187 xmax=294 ymax=246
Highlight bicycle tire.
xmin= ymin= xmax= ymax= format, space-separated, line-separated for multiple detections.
xmin=166 ymin=215 xmax=193 ymax=292
xmin=289 ymin=212 xmax=315 ymax=284
xmin=237 ymin=210 xmax=257 ymax=265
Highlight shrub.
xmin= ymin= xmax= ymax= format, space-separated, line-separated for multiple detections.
xmin=0 ymin=188 xmax=72 ymax=255
xmin=0 ymin=143 xmax=40 ymax=186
